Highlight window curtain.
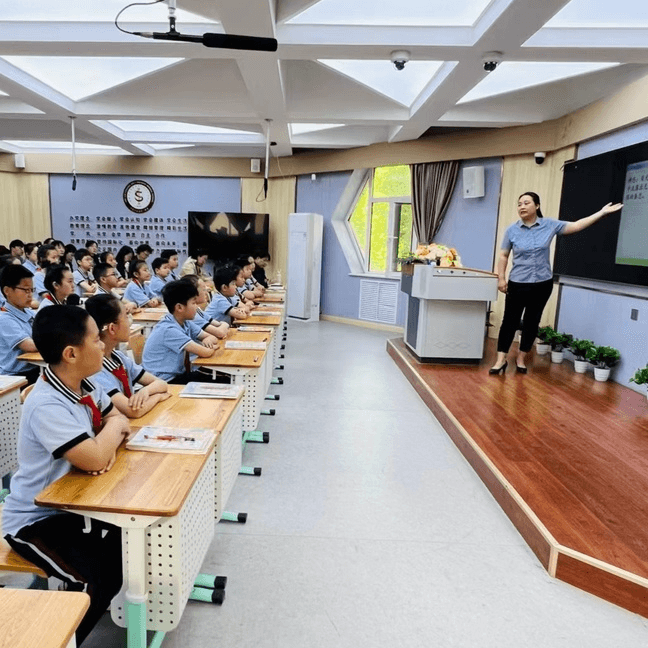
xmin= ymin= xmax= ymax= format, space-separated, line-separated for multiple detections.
xmin=410 ymin=161 xmax=460 ymax=245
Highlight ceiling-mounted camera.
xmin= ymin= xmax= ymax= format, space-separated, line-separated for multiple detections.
xmin=534 ymin=152 xmax=546 ymax=165
xmin=482 ymin=51 xmax=503 ymax=73
xmin=390 ymin=50 xmax=410 ymax=71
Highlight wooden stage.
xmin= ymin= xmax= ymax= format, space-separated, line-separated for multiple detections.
xmin=387 ymin=337 xmax=648 ymax=617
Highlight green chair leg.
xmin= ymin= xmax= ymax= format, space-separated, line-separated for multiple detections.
xmin=190 ymin=586 xmax=224 ymax=605
xmin=194 ymin=573 xmax=227 ymax=589
xmin=126 ymin=599 xmax=147 ymax=648
xmin=220 ymin=511 xmax=247 ymax=523
xmin=239 ymin=465 xmax=262 ymax=476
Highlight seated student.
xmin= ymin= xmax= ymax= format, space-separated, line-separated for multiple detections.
xmin=0 ymin=264 xmax=40 ymax=384
xmin=115 ymin=245 xmax=134 ymax=280
xmin=204 ymin=265 xmax=249 ymax=325
xmin=160 ymin=248 xmax=180 ymax=280
xmin=93 ymin=263 xmax=138 ymax=314
xmin=62 ymin=243 xmax=77 ymax=273
xmin=9 ymin=239 xmax=24 ymax=261
xmin=0 ymin=255 xmax=23 ymax=308
xmin=181 ymin=274 xmax=229 ymax=338
xmin=85 ymin=239 xmax=99 ymax=265
xmin=23 ymin=242 xmax=40 ymax=274
xmin=86 ymin=294 xmax=170 ymax=417
xmin=73 ymin=248 xmax=98 ymax=297
xmin=33 ymin=244 xmax=60 ymax=303
xmin=180 ymin=249 xmax=210 ymax=280
xmin=37 ymin=264 xmax=76 ymax=310
xmin=142 ymin=280 xmax=220 ymax=384
xmin=135 ymin=243 xmax=153 ymax=264
xmin=100 ymin=250 xmax=128 ymax=287
xmin=149 ymin=257 xmax=171 ymax=298
xmin=2 ymin=305 xmax=129 ymax=646
xmin=233 ymin=266 xmax=255 ymax=314
xmin=123 ymin=260 xmax=161 ymax=308
xmin=252 ymin=251 xmax=271 ymax=288
xmin=236 ymin=254 xmax=265 ymax=299
xmin=52 ymin=240 xmax=66 ymax=262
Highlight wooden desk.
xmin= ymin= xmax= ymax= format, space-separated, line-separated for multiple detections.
xmin=257 ymin=294 xmax=284 ymax=303
xmin=0 ymin=589 xmax=89 ymax=648
xmin=16 ymin=352 xmax=45 ymax=371
xmin=0 ymin=376 xmax=27 ymax=483
xmin=131 ymin=308 xmax=166 ymax=336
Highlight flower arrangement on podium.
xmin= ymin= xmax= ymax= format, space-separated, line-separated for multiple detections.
xmin=400 ymin=243 xmax=462 ymax=268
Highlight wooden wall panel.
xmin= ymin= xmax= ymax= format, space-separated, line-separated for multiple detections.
xmin=0 ymin=172 xmax=51 ymax=244
xmin=489 ymin=146 xmax=577 ymax=338
xmin=241 ymin=177 xmax=296 ymax=282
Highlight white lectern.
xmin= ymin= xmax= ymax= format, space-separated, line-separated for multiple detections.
xmin=400 ymin=264 xmax=498 ymax=361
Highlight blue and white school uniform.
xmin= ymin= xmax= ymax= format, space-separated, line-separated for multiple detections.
xmin=148 ymin=275 xmax=168 ymax=299
xmin=92 ymin=350 xmax=146 ymax=398
xmin=141 ymin=313 xmax=202 ymax=381
xmin=73 ymin=269 xmax=95 ymax=297
xmin=123 ymin=280 xmax=156 ymax=307
xmin=33 ymin=269 xmax=47 ymax=302
xmin=0 ymin=302 xmax=35 ymax=375
xmin=204 ymin=291 xmax=237 ymax=324
xmin=36 ymin=293 xmax=64 ymax=312
xmin=23 ymin=259 xmax=39 ymax=274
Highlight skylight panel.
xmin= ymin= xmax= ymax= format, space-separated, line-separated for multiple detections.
xmin=545 ymin=0 xmax=648 ymax=28
xmin=6 ymin=140 xmax=129 ymax=153
xmin=290 ymin=123 xmax=345 ymax=135
xmin=458 ymin=62 xmax=619 ymax=103
xmin=108 ymin=121 xmax=257 ymax=135
xmin=289 ymin=0 xmax=491 ymax=26
xmin=319 ymin=60 xmax=444 ymax=107
xmin=0 ymin=90 xmax=8 ymax=97
xmin=149 ymin=144 xmax=196 ymax=150
xmin=1 ymin=57 xmax=183 ymax=102
xmin=0 ymin=0 xmax=215 ymax=23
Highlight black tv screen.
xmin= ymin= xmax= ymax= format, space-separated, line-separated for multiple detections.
xmin=188 ymin=212 xmax=269 ymax=263
xmin=554 ymin=140 xmax=648 ymax=288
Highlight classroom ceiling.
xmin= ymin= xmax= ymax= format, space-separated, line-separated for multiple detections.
xmin=0 ymin=0 xmax=647 ymax=159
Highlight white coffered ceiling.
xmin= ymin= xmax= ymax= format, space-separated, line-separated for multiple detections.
xmin=0 ymin=0 xmax=647 ymax=158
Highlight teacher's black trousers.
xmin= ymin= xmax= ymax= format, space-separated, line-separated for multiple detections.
xmin=497 ymin=278 xmax=554 ymax=353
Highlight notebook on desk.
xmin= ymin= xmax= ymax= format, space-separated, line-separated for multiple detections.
xmin=236 ymin=325 xmax=273 ymax=332
xmin=179 ymin=382 xmax=244 ymax=399
xmin=224 ymin=340 xmax=267 ymax=350
xmin=126 ymin=426 xmax=214 ymax=454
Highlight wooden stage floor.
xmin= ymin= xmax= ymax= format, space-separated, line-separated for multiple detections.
xmin=387 ymin=337 xmax=648 ymax=617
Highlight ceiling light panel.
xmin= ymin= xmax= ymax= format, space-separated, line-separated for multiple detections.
xmin=2 ymin=57 xmax=183 ymax=102
xmin=545 ymin=0 xmax=648 ymax=27
xmin=108 ymin=121 xmax=257 ymax=135
xmin=458 ymin=62 xmax=619 ymax=103
xmin=290 ymin=123 xmax=345 ymax=135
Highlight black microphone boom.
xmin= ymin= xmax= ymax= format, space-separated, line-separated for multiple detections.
xmin=135 ymin=31 xmax=277 ymax=52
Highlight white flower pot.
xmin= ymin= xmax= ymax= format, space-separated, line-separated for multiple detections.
xmin=536 ymin=343 xmax=550 ymax=356
xmin=574 ymin=360 xmax=589 ymax=374
xmin=551 ymin=350 xmax=564 ymax=364
xmin=594 ymin=367 xmax=610 ymax=382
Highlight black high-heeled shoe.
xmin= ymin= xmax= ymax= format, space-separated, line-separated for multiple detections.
xmin=489 ymin=361 xmax=508 ymax=375
xmin=516 ymin=365 xmax=528 ymax=374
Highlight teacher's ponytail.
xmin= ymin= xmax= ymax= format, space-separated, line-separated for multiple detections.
xmin=519 ymin=191 xmax=543 ymax=218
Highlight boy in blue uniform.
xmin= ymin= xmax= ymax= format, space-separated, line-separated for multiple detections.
xmin=160 ymin=248 xmax=180 ymax=280
xmin=148 ymin=257 xmax=171 ymax=298
xmin=2 ymin=305 xmax=129 ymax=646
xmin=204 ymin=265 xmax=249 ymax=325
xmin=142 ymin=279 xmax=219 ymax=384
xmin=0 ymin=264 xmax=40 ymax=384
xmin=33 ymin=244 xmax=60 ymax=303
xmin=181 ymin=274 xmax=229 ymax=338
xmin=123 ymin=260 xmax=160 ymax=308
xmin=72 ymin=248 xmax=98 ymax=297
xmin=86 ymin=294 xmax=170 ymax=417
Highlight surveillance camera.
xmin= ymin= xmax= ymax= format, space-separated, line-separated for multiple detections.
xmin=534 ymin=152 xmax=546 ymax=165
xmin=482 ymin=51 xmax=503 ymax=73
xmin=390 ymin=50 xmax=410 ymax=71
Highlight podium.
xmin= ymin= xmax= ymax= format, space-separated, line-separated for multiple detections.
xmin=400 ymin=264 xmax=498 ymax=361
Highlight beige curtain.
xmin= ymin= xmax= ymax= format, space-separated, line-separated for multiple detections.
xmin=410 ymin=161 xmax=460 ymax=245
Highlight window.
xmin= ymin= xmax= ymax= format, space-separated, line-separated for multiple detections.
xmin=347 ymin=165 xmax=415 ymax=273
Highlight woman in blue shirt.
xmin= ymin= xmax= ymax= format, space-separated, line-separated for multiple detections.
xmin=490 ymin=191 xmax=622 ymax=375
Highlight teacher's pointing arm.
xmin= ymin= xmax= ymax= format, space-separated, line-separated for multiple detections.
xmin=562 ymin=202 xmax=623 ymax=235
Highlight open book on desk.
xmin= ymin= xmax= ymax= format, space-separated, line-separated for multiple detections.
xmin=236 ymin=325 xmax=273 ymax=332
xmin=126 ymin=426 xmax=214 ymax=454
xmin=224 ymin=340 xmax=267 ymax=350
xmin=250 ymin=310 xmax=281 ymax=316
xmin=179 ymin=382 xmax=244 ymax=399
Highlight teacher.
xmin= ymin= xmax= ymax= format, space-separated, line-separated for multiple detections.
xmin=490 ymin=191 xmax=622 ymax=375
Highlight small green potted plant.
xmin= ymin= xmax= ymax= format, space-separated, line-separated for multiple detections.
xmin=586 ymin=345 xmax=621 ymax=382
xmin=629 ymin=364 xmax=648 ymax=399
xmin=569 ymin=338 xmax=595 ymax=374
xmin=536 ymin=326 xmax=554 ymax=356
xmin=546 ymin=330 xmax=570 ymax=364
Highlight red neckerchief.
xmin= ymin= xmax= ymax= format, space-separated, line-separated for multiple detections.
xmin=78 ymin=394 xmax=102 ymax=431
xmin=111 ymin=365 xmax=132 ymax=398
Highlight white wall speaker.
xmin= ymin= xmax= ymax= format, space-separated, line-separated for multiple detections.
xmin=250 ymin=158 xmax=261 ymax=173
xmin=463 ymin=165 xmax=485 ymax=199
xmin=14 ymin=153 xmax=25 ymax=169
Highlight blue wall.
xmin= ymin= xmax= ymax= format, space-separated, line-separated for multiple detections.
xmin=295 ymin=158 xmax=502 ymax=327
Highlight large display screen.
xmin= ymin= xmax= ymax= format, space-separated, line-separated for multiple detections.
xmin=615 ymin=160 xmax=648 ymax=267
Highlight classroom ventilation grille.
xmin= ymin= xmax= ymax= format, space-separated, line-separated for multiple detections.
xmin=359 ymin=280 xmax=398 ymax=325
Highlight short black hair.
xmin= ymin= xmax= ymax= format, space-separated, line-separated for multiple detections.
xmin=160 ymin=249 xmax=179 ymax=259
xmin=151 ymin=257 xmax=168 ymax=273
xmin=129 ymin=260 xmax=148 ymax=278
xmin=64 ymin=243 xmax=77 ymax=257
xmin=0 ymin=263 xmax=34 ymax=296
xmin=214 ymin=264 xmax=239 ymax=292
xmin=37 ymin=244 xmax=56 ymax=265
xmin=0 ymin=255 xmax=16 ymax=269
xmin=85 ymin=239 xmax=98 ymax=248
xmin=9 ymin=239 xmax=24 ymax=249
xmin=74 ymin=248 xmax=92 ymax=263
xmin=254 ymin=251 xmax=271 ymax=261
xmin=85 ymin=293 xmax=122 ymax=331
xmin=161 ymin=279 xmax=198 ymax=312
xmin=44 ymin=264 xmax=71 ymax=293
xmin=180 ymin=274 xmax=199 ymax=289
xmin=93 ymin=262 xmax=112 ymax=283
xmin=32 ymin=305 xmax=92 ymax=365
xmin=234 ymin=255 xmax=253 ymax=268
xmin=51 ymin=240 xmax=64 ymax=249
xmin=136 ymin=244 xmax=153 ymax=255
xmin=195 ymin=249 xmax=209 ymax=258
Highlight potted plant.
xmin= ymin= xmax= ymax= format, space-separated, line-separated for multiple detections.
xmin=569 ymin=338 xmax=595 ymax=374
xmin=629 ymin=364 xmax=648 ymax=400
xmin=546 ymin=330 xmax=570 ymax=364
xmin=536 ymin=326 xmax=554 ymax=356
xmin=586 ymin=345 xmax=621 ymax=382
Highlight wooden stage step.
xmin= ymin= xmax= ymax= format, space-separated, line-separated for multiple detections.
xmin=387 ymin=336 xmax=648 ymax=618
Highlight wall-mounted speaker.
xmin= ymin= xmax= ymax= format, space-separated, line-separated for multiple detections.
xmin=463 ymin=165 xmax=485 ymax=199
xmin=250 ymin=158 xmax=261 ymax=173
xmin=14 ymin=153 xmax=25 ymax=169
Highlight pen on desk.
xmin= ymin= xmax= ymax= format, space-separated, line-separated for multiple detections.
xmin=144 ymin=434 xmax=196 ymax=442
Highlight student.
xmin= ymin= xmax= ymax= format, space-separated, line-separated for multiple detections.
xmin=33 ymin=244 xmax=60 ymax=302
xmin=73 ymin=248 xmax=97 ymax=297
xmin=9 ymin=239 xmax=24 ymax=261
xmin=115 ymin=245 xmax=134 ymax=279
xmin=23 ymin=243 xmax=40 ymax=274
xmin=0 ymin=264 xmax=40 ymax=384
xmin=100 ymin=250 xmax=127 ymax=286
xmin=233 ymin=266 xmax=255 ymax=313
xmin=62 ymin=244 xmax=77 ymax=273
xmin=135 ymin=243 xmax=153 ymax=263
xmin=93 ymin=263 xmax=138 ymax=314
xmin=2 ymin=305 xmax=129 ymax=646
xmin=86 ymin=294 xmax=170 ymax=417
xmin=52 ymin=240 xmax=66 ymax=261
xmin=123 ymin=260 xmax=160 ymax=308
xmin=252 ymin=251 xmax=271 ymax=288
xmin=160 ymin=248 xmax=180 ymax=280
xmin=85 ymin=239 xmax=99 ymax=264
xmin=149 ymin=257 xmax=171 ymax=298
xmin=180 ymin=249 xmax=209 ymax=279
xmin=142 ymin=279 xmax=219 ymax=384
xmin=38 ymin=264 xmax=76 ymax=310
xmin=235 ymin=255 xmax=264 ymax=300
xmin=204 ymin=265 xmax=249 ymax=325
xmin=0 ymin=255 xmax=22 ymax=308
xmin=181 ymin=275 xmax=229 ymax=338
